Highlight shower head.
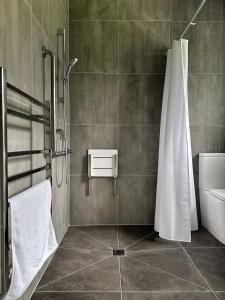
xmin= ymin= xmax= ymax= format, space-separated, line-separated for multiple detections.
xmin=64 ymin=58 xmax=78 ymax=80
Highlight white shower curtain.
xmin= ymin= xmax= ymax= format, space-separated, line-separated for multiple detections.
xmin=154 ymin=39 xmax=198 ymax=242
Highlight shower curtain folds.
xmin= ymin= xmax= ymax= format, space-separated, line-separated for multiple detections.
xmin=154 ymin=39 xmax=198 ymax=242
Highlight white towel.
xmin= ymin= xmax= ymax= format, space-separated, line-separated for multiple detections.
xmin=5 ymin=180 xmax=58 ymax=300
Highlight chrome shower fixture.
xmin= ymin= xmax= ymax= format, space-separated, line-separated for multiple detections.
xmin=64 ymin=58 xmax=78 ymax=80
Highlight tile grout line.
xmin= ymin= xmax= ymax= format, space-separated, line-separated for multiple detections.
xmin=179 ymin=243 xmax=220 ymax=300
xmin=118 ymin=257 xmax=123 ymax=300
xmin=77 ymin=228 xmax=113 ymax=250
xmin=124 ymin=230 xmax=155 ymax=250
xmin=59 ymin=246 xmax=112 ymax=253
xmin=34 ymin=290 xmax=220 ymax=293
xmin=37 ymin=255 xmax=113 ymax=290
xmin=127 ymin=255 xmax=209 ymax=291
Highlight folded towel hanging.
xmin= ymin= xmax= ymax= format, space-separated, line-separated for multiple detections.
xmin=5 ymin=180 xmax=58 ymax=300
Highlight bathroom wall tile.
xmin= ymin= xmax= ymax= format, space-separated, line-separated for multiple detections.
xmin=170 ymin=22 xmax=221 ymax=73
xmin=219 ymin=126 xmax=225 ymax=152
xmin=0 ymin=0 xmax=32 ymax=95
xmin=221 ymin=22 xmax=225 ymax=72
xmin=70 ymin=125 xmax=117 ymax=174
xmin=190 ymin=125 xmax=220 ymax=175
xmin=69 ymin=0 xmax=118 ymax=20
xmin=70 ymin=73 xmax=117 ymax=124
xmin=70 ymin=21 xmax=118 ymax=73
xmin=118 ymin=74 xmax=164 ymax=125
xmin=70 ymin=175 xmax=117 ymax=224
xmin=188 ymin=74 xmax=220 ymax=125
xmin=118 ymin=125 xmax=159 ymax=175
xmin=119 ymin=0 xmax=170 ymax=21
xmin=119 ymin=21 xmax=169 ymax=73
xmin=118 ymin=175 xmax=156 ymax=224
xmin=171 ymin=0 xmax=222 ymax=21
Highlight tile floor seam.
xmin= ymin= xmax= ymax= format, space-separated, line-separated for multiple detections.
xmin=118 ymin=256 xmax=123 ymax=300
xmin=179 ymin=242 xmax=220 ymax=300
xmin=37 ymin=255 xmax=113 ymax=291
xmin=77 ymin=228 xmax=113 ymax=250
xmin=126 ymin=255 xmax=210 ymax=291
xmin=33 ymin=290 xmax=217 ymax=293
xmin=126 ymin=247 xmax=183 ymax=253
xmin=58 ymin=246 xmax=112 ymax=253
xmin=124 ymin=231 xmax=155 ymax=250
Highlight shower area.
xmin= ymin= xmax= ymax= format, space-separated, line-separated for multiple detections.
xmin=0 ymin=0 xmax=225 ymax=299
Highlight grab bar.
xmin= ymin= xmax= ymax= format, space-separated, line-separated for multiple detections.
xmin=42 ymin=46 xmax=57 ymax=156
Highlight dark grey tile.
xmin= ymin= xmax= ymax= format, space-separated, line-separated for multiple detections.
xmin=119 ymin=21 xmax=169 ymax=73
xmin=118 ymin=74 xmax=164 ymax=125
xmin=39 ymin=256 xmax=120 ymax=291
xmin=219 ymin=125 xmax=225 ymax=152
xmin=186 ymin=248 xmax=225 ymax=291
xmin=70 ymin=125 xmax=117 ymax=174
xmin=70 ymin=176 xmax=117 ymax=225
xmin=118 ymin=176 xmax=156 ymax=225
xmin=188 ymin=74 xmax=220 ymax=126
xmin=69 ymin=0 xmax=118 ymax=20
xmin=0 ymin=0 xmax=32 ymax=95
xmin=127 ymin=231 xmax=179 ymax=251
xmin=70 ymin=73 xmax=117 ymax=124
xmin=60 ymin=227 xmax=110 ymax=250
xmin=38 ymin=248 xmax=111 ymax=288
xmin=170 ymin=22 xmax=221 ymax=73
xmin=32 ymin=292 xmax=121 ymax=300
xmin=70 ymin=21 xmax=118 ymax=72
xmin=120 ymin=256 xmax=207 ymax=291
xmin=118 ymin=126 xmax=159 ymax=175
xmin=122 ymin=292 xmax=217 ymax=300
xmin=171 ymin=0 xmax=222 ymax=21
xmin=119 ymin=0 xmax=170 ymax=20
xmin=216 ymin=292 xmax=225 ymax=300
xmin=78 ymin=226 xmax=118 ymax=249
xmin=220 ymin=75 xmax=225 ymax=124
xmin=182 ymin=227 xmax=224 ymax=248
xmin=190 ymin=125 xmax=220 ymax=175
xmin=118 ymin=225 xmax=155 ymax=249
xmin=127 ymin=249 xmax=208 ymax=289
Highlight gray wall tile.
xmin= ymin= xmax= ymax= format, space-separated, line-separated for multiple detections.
xmin=119 ymin=0 xmax=170 ymax=21
xmin=70 ymin=175 xmax=117 ymax=224
xmin=70 ymin=0 xmax=118 ymax=20
xmin=118 ymin=126 xmax=159 ymax=175
xmin=70 ymin=21 xmax=118 ymax=72
xmin=70 ymin=73 xmax=117 ymax=124
xmin=170 ymin=22 xmax=221 ymax=73
xmin=70 ymin=125 xmax=117 ymax=174
xmin=118 ymin=74 xmax=164 ymax=125
xmin=189 ymin=74 xmax=220 ymax=125
xmin=171 ymin=0 xmax=222 ymax=21
xmin=119 ymin=21 xmax=170 ymax=73
xmin=118 ymin=175 xmax=156 ymax=224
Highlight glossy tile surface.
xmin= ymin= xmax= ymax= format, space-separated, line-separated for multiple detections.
xmin=32 ymin=226 xmax=224 ymax=299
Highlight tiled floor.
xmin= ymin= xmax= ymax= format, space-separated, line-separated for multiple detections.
xmin=31 ymin=226 xmax=225 ymax=300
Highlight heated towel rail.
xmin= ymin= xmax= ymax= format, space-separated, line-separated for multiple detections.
xmin=0 ymin=66 xmax=52 ymax=293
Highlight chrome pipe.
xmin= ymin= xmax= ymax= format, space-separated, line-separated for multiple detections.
xmin=42 ymin=46 xmax=57 ymax=156
xmin=180 ymin=0 xmax=207 ymax=39
xmin=0 ymin=67 xmax=10 ymax=293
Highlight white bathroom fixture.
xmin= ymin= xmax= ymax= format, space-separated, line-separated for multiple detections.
xmin=88 ymin=149 xmax=118 ymax=195
xmin=199 ymin=153 xmax=225 ymax=244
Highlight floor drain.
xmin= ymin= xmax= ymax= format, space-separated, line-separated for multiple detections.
xmin=113 ymin=249 xmax=125 ymax=256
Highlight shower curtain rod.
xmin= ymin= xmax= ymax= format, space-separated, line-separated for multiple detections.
xmin=179 ymin=0 xmax=207 ymax=40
